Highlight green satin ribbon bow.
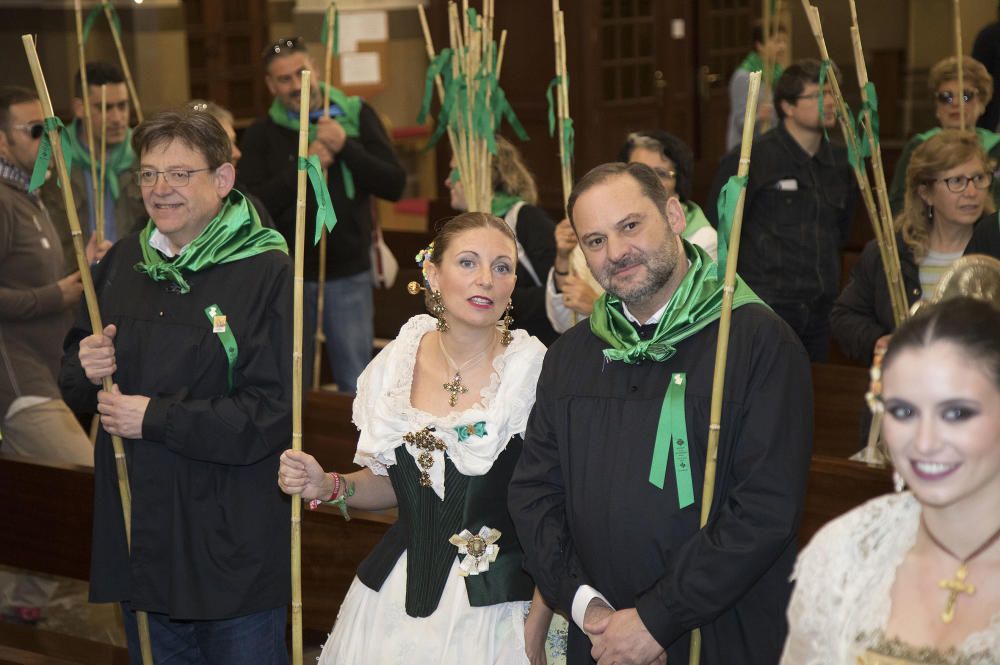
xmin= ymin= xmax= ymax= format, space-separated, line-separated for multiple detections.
xmin=134 ymin=190 xmax=288 ymax=294
xmin=589 ymin=242 xmax=763 ymax=506
xmin=298 ymin=155 xmax=339 ymax=244
xmin=715 ymin=174 xmax=748 ymax=280
xmin=28 ymin=117 xmax=70 ymax=193
xmin=455 ymin=421 xmax=487 ymax=442
xmin=82 ymin=2 xmax=120 ymax=43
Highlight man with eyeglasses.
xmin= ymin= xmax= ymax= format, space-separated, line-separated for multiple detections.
xmin=707 ymin=59 xmax=858 ymax=362
xmin=239 ymin=36 xmax=406 ymax=394
xmin=0 ymin=85 xmax=99 ymax=622
xmin=889 ymin=55 xmax=1000 ymax=215
xmin=40 ymin=61 xmax=146 ymax=270
xmin=60 ymin=109 xmax=292 ymax=663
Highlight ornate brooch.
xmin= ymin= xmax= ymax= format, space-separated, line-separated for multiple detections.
xmin=402 ymin=427 xmax=447 ymax=487
xmin=449 ymin=526 xmax=501 ymax=576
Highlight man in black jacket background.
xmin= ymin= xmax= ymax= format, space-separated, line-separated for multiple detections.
xmin=239 ymin=37 xmax=406 ymax=393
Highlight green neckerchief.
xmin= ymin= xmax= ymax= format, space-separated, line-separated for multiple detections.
xmin=916 ymin=126 xmax=1000 ymax=154
xmin=134 ymin=189 xmax=288 ymax=294
xmin=267 ymin=82 xmax=362 ymax=199
xmin=737 ymin=51 xmax=783 ymax=82
xmin=682 ymin=202 xmax=711 ymax=240
xmin=62 ymin=118 xmax=136 ymax=200
xmin=589 ymin=241 xmax=764 ymax=508
xmin=491 ymin=192 xmax=521 ymax=218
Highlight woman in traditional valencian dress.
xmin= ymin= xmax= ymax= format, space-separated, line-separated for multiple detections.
xmin=781 ymin=297 xmax=1000 ymax=665
xmin=278 ymin=212 xmax=558 ymax=664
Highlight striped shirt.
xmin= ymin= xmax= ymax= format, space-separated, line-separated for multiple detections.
xmin=919 ymin=248 xmax=963 ymax=300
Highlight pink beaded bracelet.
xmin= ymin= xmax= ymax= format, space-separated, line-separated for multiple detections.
xmin=308 ymin=472 xmax=341 ymax=511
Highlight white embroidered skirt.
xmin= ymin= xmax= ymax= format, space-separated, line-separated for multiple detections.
xmin=319 ymin=551 xmax=530 ymax=665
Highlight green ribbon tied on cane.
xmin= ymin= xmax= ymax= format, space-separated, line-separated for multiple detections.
xmin=203 ymin=304 xmax=239 ymax=394
xmin=546 ymin=76 xmax=575 ymax=165
xmin=82 ymin=2 xmax=121 ymax=44
xmin=297 ymin=155 xmax=338 ymax=244
xmin=648 ymin=373 xmax=694 ymax=509
xmin=817 ymin=59 xmax=831 ymax=141
xmin=546 ymin=75 xmax=562 ymax=136
xmin=28 ymin=117 xmax=69 ymax=193
xmin=844 ymin=82 xmax=880 ymax=170
xmin=455 ymin=421 xmax=487 ymax=442
xmin=320 ymin=4 xmax=340 ymax=56
xmin=715 ymin=174 xmax=748 ymax=280
xmin=467 ymin=7 xmax=480 ymax=31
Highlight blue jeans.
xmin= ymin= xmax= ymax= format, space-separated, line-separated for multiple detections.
xmin=121 ymin=603 xmax=288 ymax=665
xmin=302 ymin=271 xmax=374 ymax=393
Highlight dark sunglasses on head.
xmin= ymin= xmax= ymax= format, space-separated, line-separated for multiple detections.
xmin=12 ymin=122 xmax=44 ymax=140
xmin=935 ymin=89 xmax=978 ymax=105
xmin=262 ymin=36 xmax=305 ymax=65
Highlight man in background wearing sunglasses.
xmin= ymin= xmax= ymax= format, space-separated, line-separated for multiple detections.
xmin=40 ymin=61 xmax=146 ymax=270
xmin=889 ymin=55 xmax=1000 ymax=215
xmin=239 ymin=37 xmax=406 ymax=394
xmin=0 ymin=86 xmax=103 ymax=622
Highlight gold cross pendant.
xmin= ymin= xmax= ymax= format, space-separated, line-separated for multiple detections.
xmin=443 ymin=372 xmax=468 ymax=407
xmin=939 ymin=564 xmax=976 ymax=623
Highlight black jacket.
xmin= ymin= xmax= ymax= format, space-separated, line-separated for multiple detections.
xmin=509 ymin=204 xmax=558 ymax=346
xmin=831 ymin=214 xmax=1000 ymax=364
xmin=707 ymin=123 xmax=857 ymax=305
xmin=238 ymin=103 xmax=406 ymax=278
xmin=60 ymin=234 xmax=293 ymax=619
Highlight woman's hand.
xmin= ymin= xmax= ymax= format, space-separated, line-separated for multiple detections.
xmin=78 ymin=324 xmax=118 ymax=385
xmin=561 ymin=275 xmax=600 ymax=316
xmin=524 ymin=589 xmax=554 ymax=665
xmin=554 ymin=218 xmax=578 ymax=262
xmin=278 ymin=449 xmax=333 ymax=500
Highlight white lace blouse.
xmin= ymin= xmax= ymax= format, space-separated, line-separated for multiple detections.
xmin=352 ymin=314 xmax=546 ymax=500
xmin=780 ymin=493 xmax=1000 ymax=665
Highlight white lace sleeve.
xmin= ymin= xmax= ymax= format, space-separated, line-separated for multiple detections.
xmin=780 ymin=517 xmax=846 ymax=665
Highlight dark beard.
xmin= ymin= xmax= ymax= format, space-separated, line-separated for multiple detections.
xmin=600 ymin=247 xmax=677 ymax=308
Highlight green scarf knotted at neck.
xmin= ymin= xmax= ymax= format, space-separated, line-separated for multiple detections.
xmin=268 ymin=82 xmax=362 ymax=199
xmin=62 ymin=118 xmax=136 ymax=200
xmin=590 ymin=241 xmax=762 ymax=363
xmin=737 ymin=51 xmax=783 ymax=83
xmin=589 ymin=241 xmax=764 ymax=507
xmin=134 ymin=189 xmax=288 ymax=294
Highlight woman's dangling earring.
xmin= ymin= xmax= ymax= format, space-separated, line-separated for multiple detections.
xmin=429 ymin=290 xmax=449 ymax=333
xmin=499 ymin=300 xmax=514 ymax=346
xmin=893 ymin=470 xmax=906 ymax=493
xmin=926 ymin=204 xmax=935 ymax=221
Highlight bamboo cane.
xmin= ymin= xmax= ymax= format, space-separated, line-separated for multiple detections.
xmin=954 ymin=0 xmax=965 ymax=131
xmin=801 ymin=1 xmax=908 ymax=324
xmin=74 ymin=0 xmax=100 ymax=237
xmin=848 ymin=0 xmax=911 ymax=463
xmin=847 ymin=5 xmax=908 ymax=327
xmin=98 ymin=84 xmax=107 ymax=243
xmin=312 ymin=3 xmax=336 ymax=392
xmin=760 ymin=0 xmax=774 ymax=133
xmin=688 ymin=71 xmax=763 ymax=665
xmin=290 ymin=69 xmax=311 ymax=665
xmin=103 ymin=3 xmax=143 ymax=123
xmin=21 ymin=33 xmax=154 ymax=665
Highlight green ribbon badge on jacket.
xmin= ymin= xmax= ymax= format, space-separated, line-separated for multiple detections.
xmin=589 ymin=242 xmax=763 ymax=506
xmin=204 ymin=304 xmax=238 ymax=393
xmin=134 ymin=189 xmax=288 ymax=294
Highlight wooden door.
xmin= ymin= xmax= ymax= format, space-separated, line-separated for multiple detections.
xmin=184 ymin=0 xmax=271 ymax=121
xmin=693 ymin=0 xmax=757 ymax=203
xmin=573 ymin=0 xmax=696 ymax=178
